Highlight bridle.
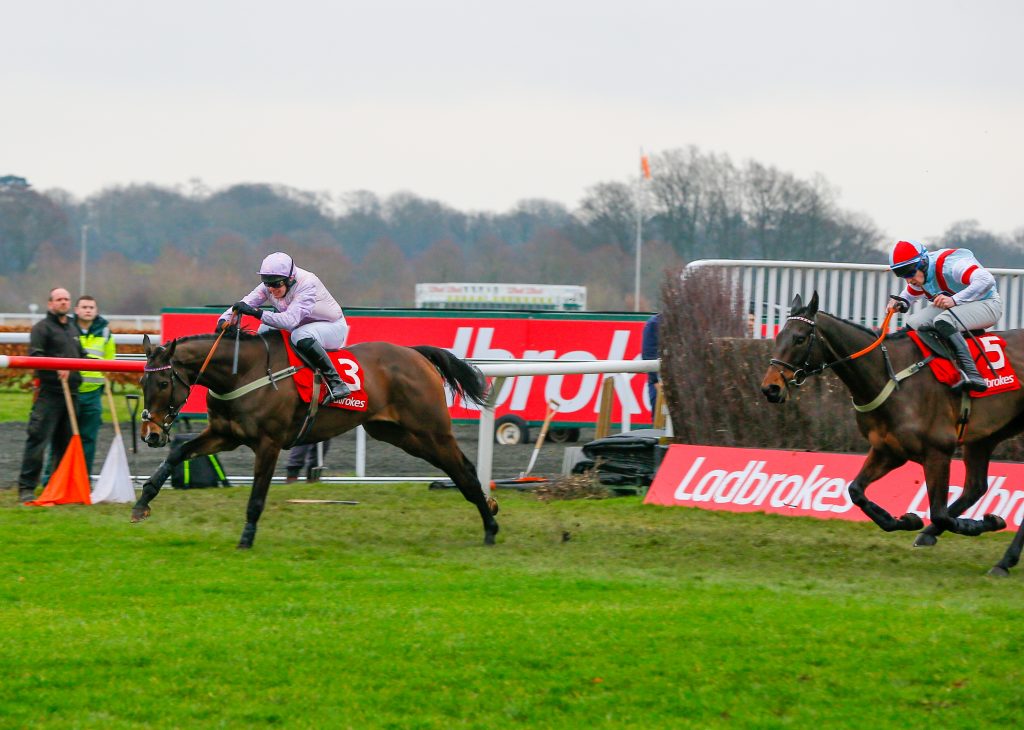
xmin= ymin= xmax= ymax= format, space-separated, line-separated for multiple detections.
xmin=768 ymin=315 xmax=824 ymax=387
xmin=140 ymin=322 xmax=235 ymax=437
xmin=140 ymin=362 xmax=194 ymax=437
xmin=769 ymin=310 xmax=895 ymax=389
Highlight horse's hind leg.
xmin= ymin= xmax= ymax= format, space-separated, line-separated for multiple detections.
xmin=366 ymin=422 xmax=499 ymax=545
xmin=914 ymin=442 xmax=994 ymax=547
xmin=237 ymin=438 xmax=283 ymax=549
xmin=989 ymin=521 xmax=1024 ymax=578
xmin=132 ymin=430 xmax=236 ymax=523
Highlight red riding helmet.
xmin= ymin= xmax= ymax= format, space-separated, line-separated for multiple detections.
xmin=889 ymin=240 xmax=928 ymax=278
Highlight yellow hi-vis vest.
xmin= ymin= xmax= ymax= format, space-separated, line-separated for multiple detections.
xmin=79 ymin=326 xmax=116 ymax=393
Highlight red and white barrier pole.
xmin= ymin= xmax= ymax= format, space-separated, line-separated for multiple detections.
xmin=0 ymin=356 xmax=145 ymax=373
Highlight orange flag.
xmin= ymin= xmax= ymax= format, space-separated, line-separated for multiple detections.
xmin=29 ymin=435 xmax=92 ymax=506
xmin=641 ymin=155 xmax=651 ymax=179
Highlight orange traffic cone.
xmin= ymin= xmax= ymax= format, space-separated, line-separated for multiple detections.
xmin=29 ymin=379 xmax=92 ymax=507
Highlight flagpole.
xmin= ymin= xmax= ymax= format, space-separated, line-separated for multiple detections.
xmin=633 ymin=147 xmax=644 ymax=312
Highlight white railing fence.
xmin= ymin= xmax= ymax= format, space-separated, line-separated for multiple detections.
xmin=686 ymin=259 xmax=1024 ymax=337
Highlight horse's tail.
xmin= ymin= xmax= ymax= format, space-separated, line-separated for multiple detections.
xmin=411 ymin=345 xmax=489 ymax=407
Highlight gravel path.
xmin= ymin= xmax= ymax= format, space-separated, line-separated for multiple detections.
xmin=0 ymin=420 xmax=589 ymax=487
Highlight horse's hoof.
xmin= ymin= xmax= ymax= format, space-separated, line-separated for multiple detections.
xmin=987 ymin=565 xmax=1010 ymax=579
xmin=130 ymin=507 xmax=151 ymax=523
xmin=984 ymin=514 xmax=1007 ymax=532
xmin=487 ymin=497 xmax=499 ymax=516
xmin=913 ymin=532 xmax=937 ymax=548
xmin=899 ymin=513 xmax=925 ymax=532
xmin=236 ymin=542 xmax=252 ymax=550
xmin=484 ymin=533 xmax=496 ymax=546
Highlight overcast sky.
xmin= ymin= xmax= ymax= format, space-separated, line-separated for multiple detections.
xmin=4 ymin=0 xmax=1022 ymax=241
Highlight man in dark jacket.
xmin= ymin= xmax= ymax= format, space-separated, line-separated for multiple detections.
xmin=641 ymin=313 xmax=661 ymax=419
xmin=16 ymin=287 xmax=87 ymax=503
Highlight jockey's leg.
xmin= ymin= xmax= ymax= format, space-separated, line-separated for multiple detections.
xmin=934 ymin=319 xmax=987 ymax=392
xmin=290 ymin=322 xmax=351 ymax=405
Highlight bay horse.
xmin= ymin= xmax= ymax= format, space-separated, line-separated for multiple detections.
xmin=133 ymin=331 xmax=499 ymax=549
xmin=760 ymin=292 xmax=1024 ymax=577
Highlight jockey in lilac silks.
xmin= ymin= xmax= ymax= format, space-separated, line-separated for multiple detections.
xmin=885 ymin=239 xmax=1003 ymax=392
xmin=217 ymin=252 xmax=352 ymax=404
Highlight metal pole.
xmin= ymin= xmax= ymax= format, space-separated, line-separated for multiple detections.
xmin=633 ymin=148 xmax=643 ymax=312
xmin=79 ymin=223 xmax=88 ymax=295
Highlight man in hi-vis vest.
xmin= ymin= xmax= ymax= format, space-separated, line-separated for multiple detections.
xmin=73 ymin=295 xmax=116 ymax=475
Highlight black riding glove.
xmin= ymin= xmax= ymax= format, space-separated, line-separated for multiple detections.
xmin=232 ymin=301 xmax=263 ymax=319
xmin=889 ymin=295 xmax=910 ymax=314
xmin=215 ymin=319 xmax=237 ymax=334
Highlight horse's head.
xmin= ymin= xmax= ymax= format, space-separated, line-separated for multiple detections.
xmin=140 ymin=335 xmax=190 ymax=447
xmin=760 ymin=291 xmax=820 ymax=403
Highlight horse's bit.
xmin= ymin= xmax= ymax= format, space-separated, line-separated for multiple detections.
xmin=140 ymin=362 xmax=194 ymax=437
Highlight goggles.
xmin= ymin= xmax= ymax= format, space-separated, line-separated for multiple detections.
xmin=891 ymin=263 xmax=919 ymax=279
xmin=261 ymin=276 xmax=288 ymax=288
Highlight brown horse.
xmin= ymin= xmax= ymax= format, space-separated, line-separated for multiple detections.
xmin=759 ymin=292 xmax=1024 ymax=576
xmin=133 ymin=332 xmax=499 ymax=548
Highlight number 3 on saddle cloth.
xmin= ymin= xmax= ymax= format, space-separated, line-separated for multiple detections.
xmin=279 ymin=333 xmax=369 ymax=411
xmin=907 ymin=331 xmax=1021 ymax=397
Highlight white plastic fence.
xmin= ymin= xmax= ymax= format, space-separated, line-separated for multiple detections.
xmin=686 ymin=259 xmax=1024 ymax=338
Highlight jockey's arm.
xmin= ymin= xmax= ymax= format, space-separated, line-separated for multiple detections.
xmin=260 ymin=280 xmax=317 ymax=331
xmin=951 ymin=266 xmax=996 ymax=304
xmin=219 ymin=284 xmax=269 ymax=323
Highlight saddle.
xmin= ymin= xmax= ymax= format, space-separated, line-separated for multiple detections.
xmin=280 ymin=334 xmax=368 ymax=411
xmin=907 ymin=328 xmax=1020 ymax=398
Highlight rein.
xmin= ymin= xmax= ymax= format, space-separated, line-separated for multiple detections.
xmin=770 ymin=310 xmax=895 ymax=387
xmin=141 ymin=323 xmax=233 ymax=436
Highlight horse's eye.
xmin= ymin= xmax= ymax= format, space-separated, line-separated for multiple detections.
xmin=793 ymin=335 xmax=807 ymax=345
xmin=158 ymin=381 xmax=170 ymax=390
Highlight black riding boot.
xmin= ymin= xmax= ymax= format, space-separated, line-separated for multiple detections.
xmin=935 ymin=320 xmax=987 ymax=392
xmin=293 ymin=337 xmax=352 ymax=404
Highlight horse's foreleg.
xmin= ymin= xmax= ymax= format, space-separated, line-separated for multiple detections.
xmin=131 ymin=430 xmax=234 ymax=523
xmin=989 ymin=521 xmax=1024 ymax=577
xmin=915 ymin=443 xmax=994 ymax=547
xmin=924 ymin=451 xmax=1006 ymax=538
xmin=847 ymin=448 xmax=923 ymax=532
xmin=237 ymin=439 xmax=282 ymax=549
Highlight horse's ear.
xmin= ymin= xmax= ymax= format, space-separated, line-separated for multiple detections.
xmin=164 ymin=339 xmax=177 ymax=359
xmin=808 ymin=291 xmax=819 ymax=315
xmin=143 ymin=334 xmax=153 ymax=357
xmin=790 ymin=293 xmax=803 ymax=311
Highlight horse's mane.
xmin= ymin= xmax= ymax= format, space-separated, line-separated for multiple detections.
xmin=793 ymin=305 xmax=908 ymax=340
xmin=173 ymin=331 xmax=266 ymax=345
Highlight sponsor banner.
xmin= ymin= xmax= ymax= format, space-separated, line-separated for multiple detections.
xmin=163 ymin=311 xmax=651 ymax=423
xmin=645 ymin=445 xmax=1024 ymax=529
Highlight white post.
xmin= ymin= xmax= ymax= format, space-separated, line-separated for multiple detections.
xmin=79 ymin=223 xmax=88 ymax=295
xmin=633 ymin=149 xmax=643 ymax=312
xmin=475 ymin=376 xmax=505 ymax=496
xmin=355 ymin=425 xmax=366 ymax=477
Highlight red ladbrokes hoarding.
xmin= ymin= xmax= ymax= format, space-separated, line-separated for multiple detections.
xmin=645 ymin=445 xmax=1024 ymax=529
xmin=162 ymin=308 xmax=653 ymax=423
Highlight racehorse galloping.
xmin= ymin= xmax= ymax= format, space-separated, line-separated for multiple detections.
xmin=133 ymin=332 xmax=499 ymax=549
xmin=760 ymin=292 xmax=1024 ymax=575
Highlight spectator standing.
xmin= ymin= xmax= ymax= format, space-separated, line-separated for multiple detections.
xmin=72 ymin=295 xmax=116 ymax=475
xmin=16 ymin=288 xmax=87 ymax=503
xmin=285 ymin=440 xmax=332 ymax=483
xmin=641 ymin=312 xmax=661 ymax=416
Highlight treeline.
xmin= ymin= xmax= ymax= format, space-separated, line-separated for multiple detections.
xmin=2 ymin=147 xmax=1020 ymax=313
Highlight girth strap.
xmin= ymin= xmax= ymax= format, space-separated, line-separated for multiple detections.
xmin=208 ymin=366 xmax=302 ymax=401
xmin=852 ymin=356 xmax=935 ymax=412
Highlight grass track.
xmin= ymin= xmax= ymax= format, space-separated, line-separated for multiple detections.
xmin=1 ymin=484 xmax=1021 ymax=728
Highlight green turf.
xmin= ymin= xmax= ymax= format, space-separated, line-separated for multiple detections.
xmin=0 ymin=485 xmax=1021 ymax=728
